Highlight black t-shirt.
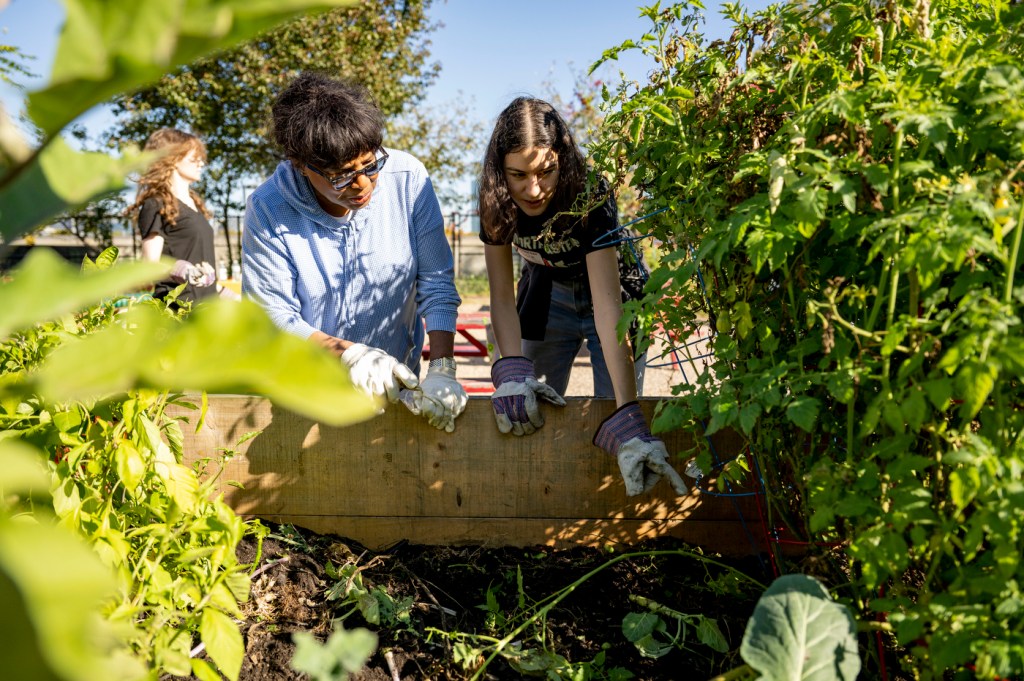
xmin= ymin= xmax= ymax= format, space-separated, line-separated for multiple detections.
xmin=480 ymin=194 xmax=617 ymax=281
xmin=138 ymin=197 xmax=217 ymax=304
xmin=480 ymin=195 xmax=624 ymax=340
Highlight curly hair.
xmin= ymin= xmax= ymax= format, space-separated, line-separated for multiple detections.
xmin=270 ymin=71 xmax=384 ymax=169
xmin=127 ymin=128 xmax=211 ymax=229
xmin=478 ymin=98 xmax=588 ymax=244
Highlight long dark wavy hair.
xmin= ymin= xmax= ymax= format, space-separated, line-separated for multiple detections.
xmin=127 ymin=128 xmax=211 ymax=228
xmin=478 ymin=97 xmax=587 ymax=244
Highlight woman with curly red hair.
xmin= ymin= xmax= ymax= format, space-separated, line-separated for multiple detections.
xmin=128 ymin=128 xmax=217 ymax=307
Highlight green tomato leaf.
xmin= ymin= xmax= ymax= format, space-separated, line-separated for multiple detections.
xmin=882 ymin=401 xmax=905 ymax=434
xmin=956 ymin=360 xmax=997 ymax=420
xmin=786 ymin=397 xmax=820 ymax=432
xmin=0 ymin=248 xmax=166 ymax=339
xmin=738 ymin=402 xmax=762 ymax=435
xmin=921 ymin=379 xmax=953 ymax=411
xmin=901 ymin=389 xmax=927 ymax=432
xmin=791 ymin=186 xmax=828 ymax=226
xmin=648 ymin=101 xmax=676 ymax=126
xmin=664 ymin=86 xmax=695 ymax=99
xmin=200 ymin=607 xmax=244 ymax=681
xmin=29 ymin=0 xmax=359 ymax=139
xmin=741 ymin=574 xmax=860 ymax=680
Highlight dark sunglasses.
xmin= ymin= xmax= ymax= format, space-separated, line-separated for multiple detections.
xmin=306 ymin=151 xmax=389 ymax=191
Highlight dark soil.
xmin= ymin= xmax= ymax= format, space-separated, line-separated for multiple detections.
xmin=218 ymin=522 xmax=771 ymax=680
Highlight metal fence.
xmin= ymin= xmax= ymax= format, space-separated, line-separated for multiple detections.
xmin=2 ymin=211 xmax=493 ymax=279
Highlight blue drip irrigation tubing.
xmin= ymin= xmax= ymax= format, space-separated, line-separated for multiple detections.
xmin=593 ymin=208 xmax=770 ymax=570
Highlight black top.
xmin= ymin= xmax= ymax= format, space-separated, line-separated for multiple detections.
xmin=481 ymin=195 xmax=631 ymax=341
xmin=138 ymin=197 xmax=217 ymax=304
xmin=480 ymin=193 xmax=617 ymax=280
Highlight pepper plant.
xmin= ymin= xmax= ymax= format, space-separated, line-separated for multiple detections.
xmin=589 ymin=0 xmax=1024 ymax=677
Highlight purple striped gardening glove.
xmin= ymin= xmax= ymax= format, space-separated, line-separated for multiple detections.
xmin=594 ymin=402 xmax=688 ymax=497
xmin=490 ymin=356 xmax=566 ymax=436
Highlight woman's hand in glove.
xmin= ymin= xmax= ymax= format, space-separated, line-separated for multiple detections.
xmin=341 ymin=343 xmax=419 ymax=404
xmin=405 ymin=359 xmax=467 ymax=433
xmin=489 ymin=356 xmax=565 ymax=436
xmin=169 ymin=260 xmax=216 ymax=287
xmin=593 ymin=401 xmax=688 ymax=497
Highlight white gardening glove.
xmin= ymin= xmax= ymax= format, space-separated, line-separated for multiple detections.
xmin=170 ymin=260 xmax=216 ymax=287
xmin=340 ymin=343 xmax=419 ymax=404
xmin=405 ymin=360 xmax=467 ymax=433
xmin=593 ymin=402 xmax=688 ymax=497
xmin=489 ymin=356 xmax=566 ymax=436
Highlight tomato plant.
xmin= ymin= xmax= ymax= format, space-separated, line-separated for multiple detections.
xmin=590 ymin=0 xmax=1024 ymax=677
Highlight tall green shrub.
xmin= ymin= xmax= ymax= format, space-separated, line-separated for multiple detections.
xmin=590 ymin=1 xmax=1024 ymax=677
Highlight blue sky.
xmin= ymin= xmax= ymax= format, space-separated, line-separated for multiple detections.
xmin=0 ymin=0 xmax=771 ymax=130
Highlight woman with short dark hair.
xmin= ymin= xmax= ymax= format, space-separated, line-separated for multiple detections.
xmin=242 ymin=72 xmax=466 ymax=432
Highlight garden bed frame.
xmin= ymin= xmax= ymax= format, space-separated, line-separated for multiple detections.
xmin=178 ymin=397 xmax=763 ymax=555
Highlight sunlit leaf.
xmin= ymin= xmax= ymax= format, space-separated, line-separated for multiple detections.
xmin=28 ymin=0 xmax=359 ymax=138
xmin=956 ymin=360 xmax=997 ymax=420
xmin=786 ymin=397 xmax=820 ymax=432
xmin=0 ymin=248 xmax=166 ymax=339
xmin=741 ymin=574 xmax=860 ymax=680
xmin=0 ymin=138 xmax=154 ymax=242
xmin=200 ymin=607 xmax=243 ymax=681
xmin=32 ymin=301 xmax=377 ymax=427
xmin=0 ymin=496 xmax=145 ymax=681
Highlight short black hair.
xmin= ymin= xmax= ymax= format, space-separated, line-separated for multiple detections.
xmin=271 ymin=71 xmax=384 ymax=169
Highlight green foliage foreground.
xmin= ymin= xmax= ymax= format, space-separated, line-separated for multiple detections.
xmin=591 ymin=0 xmax=1024 ymax=677
xmin=0 ymin=1 xmax=381 ymax=679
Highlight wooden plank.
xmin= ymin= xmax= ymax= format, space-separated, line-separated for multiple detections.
xmin=176 ymin=397 xmax=762 ymax=553
xmin=243 ymin=517 xmax=770 ymax=555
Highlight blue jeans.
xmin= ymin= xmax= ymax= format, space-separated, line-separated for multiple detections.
xmin=522 ymin=279 xmax=646 ymax=398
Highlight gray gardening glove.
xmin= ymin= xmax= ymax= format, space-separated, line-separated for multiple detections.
xmin=341 ymin=343 xmax=419 ymax=404
xmin=170 ymin=259 xmax=216 ymax=287
xmin=593 ymin=402 xmax=688 ymax=497
xmin=489 ymin=356 xmax=566 ymax=435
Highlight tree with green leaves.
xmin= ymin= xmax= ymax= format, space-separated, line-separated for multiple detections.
xmin=105 ymin=0 xmax=482 ymax=276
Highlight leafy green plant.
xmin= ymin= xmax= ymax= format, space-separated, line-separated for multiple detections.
xmin=0 ymin=247 xmax=379 ymax=679
xmin=291 ymin=625 xmax=378 ymax=681
xmin=590 ymin=0 xmax=1024 ymax=677
xmin=428 ymin=549 xmax=763 ymax=680
xmin=621 ymin=595 xmax=728 ymax=660
xmin=326 ymin=557 xmax=415 ymax=631
xmin=0 ymin=3 xmax=383 ymax=679
xmin=0 ymin=440 xmax=147 ymax=681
